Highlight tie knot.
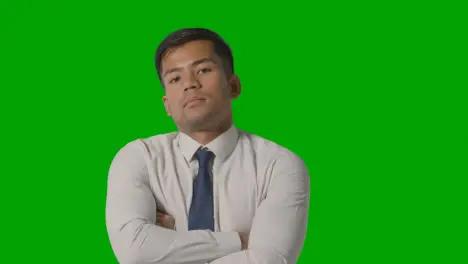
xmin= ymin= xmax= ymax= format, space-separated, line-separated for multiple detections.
xmin=195 ymin=148 xmax=214 ymax=168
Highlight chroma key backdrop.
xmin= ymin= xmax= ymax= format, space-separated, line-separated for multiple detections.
xmin=1 ymin=1 xmax=466 ymax=264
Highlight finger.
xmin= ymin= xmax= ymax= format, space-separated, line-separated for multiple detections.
xmin=161 ymin=214 xmax=173 ymax=222
xmin=163 ymin=215 xmax=172 ymax=221
xmin=158 ymin=212 xmax=171 ymax=218
xmin=156 ymin=222 xmax=168 ymax=229
xmin=156 ymin=214 xmax=166 ymax=220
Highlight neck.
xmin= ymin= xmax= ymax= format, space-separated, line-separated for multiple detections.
xmin=183 ymin=118 xmax=233 ymax=145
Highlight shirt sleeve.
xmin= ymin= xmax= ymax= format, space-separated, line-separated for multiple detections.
xmin=209 ymin=152 xmax=310 ymax=264
xmin=105 ymin=140 xmax=242 ymax=264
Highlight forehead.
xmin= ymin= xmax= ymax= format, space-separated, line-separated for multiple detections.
xmin=161 ymin=40 xmax=219 ymax=69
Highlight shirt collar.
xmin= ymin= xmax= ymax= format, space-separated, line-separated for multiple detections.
xmin=178 ymin=124 xmax=239 ymax=163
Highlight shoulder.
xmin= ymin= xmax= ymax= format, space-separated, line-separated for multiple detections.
xmin=110 ymin=131 xmax=179 ymax=164
xmin=238 ymin=129 xmax=308 ymax=175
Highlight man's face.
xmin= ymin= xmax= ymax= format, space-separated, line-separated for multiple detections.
xmin=161 ymin=40 xmax=240 ymax=132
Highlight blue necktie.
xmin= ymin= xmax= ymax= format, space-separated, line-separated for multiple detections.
xmin=188 ymin=148 xmax=215 ymax=231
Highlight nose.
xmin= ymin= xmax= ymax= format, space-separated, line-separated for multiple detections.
xmin=183 ymin=72 xmax=201 ymax=91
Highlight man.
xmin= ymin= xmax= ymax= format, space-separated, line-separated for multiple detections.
xmin=105 ymin=28 xmax=310 ymax=264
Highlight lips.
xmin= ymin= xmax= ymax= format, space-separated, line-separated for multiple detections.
xmin=184 ymin=96 xmax=205 ymax=107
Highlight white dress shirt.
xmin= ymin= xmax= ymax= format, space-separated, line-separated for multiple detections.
xmin=105 ymin=124 xmax=310 ymax=264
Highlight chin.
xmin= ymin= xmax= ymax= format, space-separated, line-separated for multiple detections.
xmin=185 ymin=115 xmax=218 ymax=130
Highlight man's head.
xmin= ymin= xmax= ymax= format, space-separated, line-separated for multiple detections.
xmin=155 ymin=28 xmax=241 ymax=133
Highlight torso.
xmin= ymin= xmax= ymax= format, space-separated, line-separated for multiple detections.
xmin=138 ymin=127 xmax=293 ymax=232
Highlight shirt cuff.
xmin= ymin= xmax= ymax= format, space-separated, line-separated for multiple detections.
xmin=213 ymin=231 xmax=242 ymax=254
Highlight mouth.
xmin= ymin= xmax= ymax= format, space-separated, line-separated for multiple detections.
xmin=184 ymin=97 xmax=205 ymax=107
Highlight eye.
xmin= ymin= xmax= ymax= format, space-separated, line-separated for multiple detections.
xmin=168 ymin=76 xmax=181 ymax=84
xmin=197 ymin=67 xmax=212 ymax=74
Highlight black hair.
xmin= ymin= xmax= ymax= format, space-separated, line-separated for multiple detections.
xmin=154 ymin=28 xmax=234 ymax=83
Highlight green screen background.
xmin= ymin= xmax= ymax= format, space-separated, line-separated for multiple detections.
xmin=1 ymin=1 xmax=466 ymax=263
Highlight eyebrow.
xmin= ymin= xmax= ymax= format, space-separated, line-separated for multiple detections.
xmin=162 ymin=58 xmax=217 ymax=78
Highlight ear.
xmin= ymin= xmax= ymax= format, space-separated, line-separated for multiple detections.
xmin=228 ymin=74 xmax=241 ymax=99
xmin=162 ymin=96 xmax=172 ymax=116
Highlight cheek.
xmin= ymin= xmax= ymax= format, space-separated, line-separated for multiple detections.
xmin=200 ymin=71 xmax=224 ymax=85
xmin=201 ymin=77 xmax=229 ymax=95
xmin=165 ymin=94 xmax=184 ymax=112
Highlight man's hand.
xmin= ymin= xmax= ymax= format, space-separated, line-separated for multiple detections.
xmin=156 ymin=211 xmax=175 ymax=230
xmin=238 ymin=232 xmax=249 ymax=250
xmin=156 ymin=211 xmax=249 ymax=250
